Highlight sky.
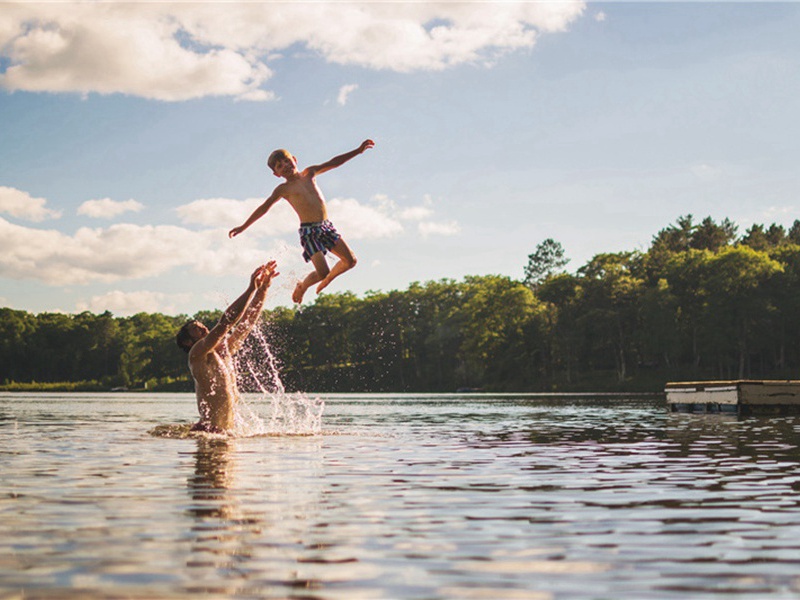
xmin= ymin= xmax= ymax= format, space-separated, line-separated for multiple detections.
xmin=1 ymin=1 xmax=799 ymax=317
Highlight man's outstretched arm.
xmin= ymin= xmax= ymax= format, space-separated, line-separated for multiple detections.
xmin=227 ymin=261 xmax=279 ymax=354
xmin=190 ymin=264 xmax=268 ymax=357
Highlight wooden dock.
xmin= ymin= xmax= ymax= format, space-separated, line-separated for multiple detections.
xmin=665 ymin=380 xmax=800 ymax=414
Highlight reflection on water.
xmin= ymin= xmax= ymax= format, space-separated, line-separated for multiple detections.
xmin=3 ymin=393 xmax=800 ymax=598
xmin=189 ymin=438 xmax=240 ymax=520
xmin=185 ymin=438 xmax=259 ymax=595
xmin=184 ymin=434 xmax=337 ymax=595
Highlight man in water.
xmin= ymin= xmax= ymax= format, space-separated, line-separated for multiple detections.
xmin=176 ymin=261 xmax=279 ymax=433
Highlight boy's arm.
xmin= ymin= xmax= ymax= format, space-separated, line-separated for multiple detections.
xmin=189 ymin=265 xmax=266 ymax=357
xmin=227 ymin=261 xmax=279 ymax=353
xmin=308 ymin=139 xmax=374 ymax=176
xmin=229 ymin=189 xmax=283 ymax=238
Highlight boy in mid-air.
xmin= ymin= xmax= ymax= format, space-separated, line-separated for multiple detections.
xmin=229 ymin=139 xmax=374 ymax=303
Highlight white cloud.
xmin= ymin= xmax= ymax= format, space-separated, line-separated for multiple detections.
xmin=0 ymin=186 xmax=62 ymax=221
xmin=0 ymin=216 xmax=271 ymax=285
xmin=327 ymin=197 xmax=404 ymax=240
xmin=0 ymin=188 xmax=459 ymax=287
xmin=76 ymin=290 xmax=194 ymax=317
xmin=595 ymin=12 xmax=607 ymax=23
xmin=0 ymin=217 xmax=193 ymax=284
xmin=77 ymin=198 xmax=144 ymax=219
xmin=0 ymin=4 xmax=272 ymax=101
xmin=398 ymin=206 xmax=434 ymax=221
xmin=337 ymin=83 xmax=358 ymax=106
xmin=175 ymin=193 xmax=460 ymax=242
xmin=175 ymin=197 xmax=298 ymax=235
xmin=177 ymin=194 xmax=409 ymax=240
xmin=690 ymin=163 xmax=723 ymax=181
xmin=418 ymin=220 xmax=461 ymax=237
xmin=0 ymin=2 xmax=585 ymax=100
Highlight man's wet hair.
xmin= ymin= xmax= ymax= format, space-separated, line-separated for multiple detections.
xmin=176 ymin=321 xmax=195 ymax=354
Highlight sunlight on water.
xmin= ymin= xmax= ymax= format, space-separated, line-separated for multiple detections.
xmin=7 ymin=392 xmax=800 ymax=599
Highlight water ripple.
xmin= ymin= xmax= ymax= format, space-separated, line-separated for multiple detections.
xmin=4 ymin=393 xmax=800 ymax=598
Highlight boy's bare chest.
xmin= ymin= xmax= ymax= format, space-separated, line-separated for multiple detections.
xmin=283 ymin=177 xmax=324 ymax=205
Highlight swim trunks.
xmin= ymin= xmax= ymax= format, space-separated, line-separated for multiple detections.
xmin=299 ymin=220 xmax=341 ymax=262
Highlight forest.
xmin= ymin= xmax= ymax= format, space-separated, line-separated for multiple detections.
xmin=3 ymin=215 xmax=800 ymax=393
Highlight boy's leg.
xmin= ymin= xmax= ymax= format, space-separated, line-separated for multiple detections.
xmin=293 ymin=252 xmax=330 ymax=303
xmin=316 ymin=238 xmax=357 ymax=294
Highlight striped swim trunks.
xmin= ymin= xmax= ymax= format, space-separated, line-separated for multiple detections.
xmin=299 ymin=220 xmax=342 ymax=262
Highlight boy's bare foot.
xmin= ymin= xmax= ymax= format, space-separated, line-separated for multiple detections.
xmin=293 ymin=281 xmax=307 ymax=304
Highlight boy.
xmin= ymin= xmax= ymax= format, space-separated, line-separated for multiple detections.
xmin=229 ymin=139 xmax=374 ymax=303
xmin=176 ymin=260 xmax=278 ymax=433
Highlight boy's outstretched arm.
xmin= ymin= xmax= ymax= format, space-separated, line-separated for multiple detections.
xmin=229 ymin=191 xmax=282 ymax=238
xmin=310 ymin=139 xmax=374 ymax=176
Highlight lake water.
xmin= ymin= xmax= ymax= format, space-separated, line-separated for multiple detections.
xmin=3 ymin=391 xmax=800 ymax=599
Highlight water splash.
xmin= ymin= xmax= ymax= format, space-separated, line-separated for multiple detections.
xmin=232 ymin=321 xmax=325 ymax=437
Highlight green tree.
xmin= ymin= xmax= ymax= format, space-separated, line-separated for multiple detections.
xmin=663 ymin=248 xmax=713 ymax=372
xmin=768 ymin=244 xmax=800 ymax=373
xmin=740 ymin=224 xmax=769 ymax=250
xmin=524 ymin=239 xmax=569 ymax=290
xmin=652 ymin=214 xmax=696 ymax=253
xmin=458 ymin=275 xmax=544 ymax=389
xmin=691 ymin=216 xmax=737 ymax=251
xmin=0 ymin=308 xmax=36 ymax=382
xmin=701 ymin=246 xmax=782 ymax=378
xmin=537 ymin=273 xmax=583 ymax=385
xmin=766 ymin=224 xmax=787 ymax=247
xmin=787 ymin=220 xmax=800 ymax=245
xmin=575 ymin=252 xmax=644 ymax=382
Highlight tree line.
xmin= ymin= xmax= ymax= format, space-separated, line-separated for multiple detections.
xmin=3 ymin=215 xmax=800 ymax=393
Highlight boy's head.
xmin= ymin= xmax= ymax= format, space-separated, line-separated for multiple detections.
xmin=267 ymin=149 xmax=295 ymax=175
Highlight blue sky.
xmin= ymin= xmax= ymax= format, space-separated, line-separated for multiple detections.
xmin=1 ymin=2 xmax=799 ymax=316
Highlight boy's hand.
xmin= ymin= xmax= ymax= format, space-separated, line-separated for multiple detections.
xmin=359 ymin=139 xmax=375 ymax=153
xmin=229 ymin=226 xmax=245 ymax=238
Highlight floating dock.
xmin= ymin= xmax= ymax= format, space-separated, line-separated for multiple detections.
xmin=666 ymin=380 xmax=800 ymax=414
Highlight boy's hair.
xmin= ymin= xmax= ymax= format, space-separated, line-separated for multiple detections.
xmin=267 ymin=149 xmax=292 ymax=172
xmin=176 ymin=321 xmax=195 ymax=354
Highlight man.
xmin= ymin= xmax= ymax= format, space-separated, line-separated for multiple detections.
xmin=176 ymin=261 xmax=279 ymax=433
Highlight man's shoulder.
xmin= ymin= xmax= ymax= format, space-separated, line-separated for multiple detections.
xmin=188 ymin=342 xmax=217 ymax=363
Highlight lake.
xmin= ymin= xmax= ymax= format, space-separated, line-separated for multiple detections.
xmin=3 ymin=391 xmax=800 ymax=599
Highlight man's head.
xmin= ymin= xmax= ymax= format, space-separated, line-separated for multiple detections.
xmin=267 ymin=149 xmax=296 ymax=177
xmin=176 ymin=320 xmax=209 ymax=353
